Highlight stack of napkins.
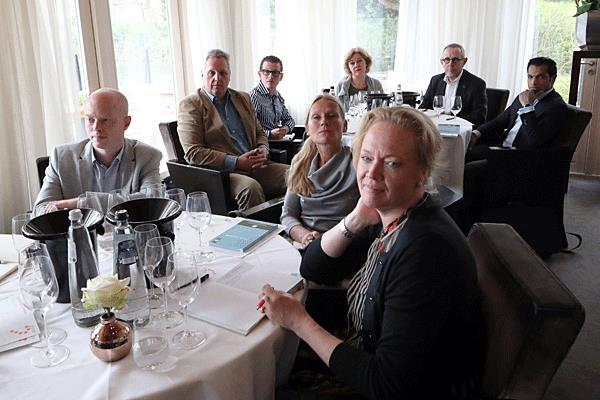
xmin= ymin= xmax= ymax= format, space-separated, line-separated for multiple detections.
xmin=0 ymin=295 xmax=40 ymax=352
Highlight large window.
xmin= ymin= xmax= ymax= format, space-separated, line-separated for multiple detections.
xmin=533 ymin=0 xmax=577 ymax=97
xmin=357 ymin=0 xmax=399 ymax=84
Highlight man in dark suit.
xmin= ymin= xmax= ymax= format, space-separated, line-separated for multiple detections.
xmin=467 ymin=57 xmax=567 ymax=162
xmin=420 ymin=43 xmax=487 ymax=127
xmin=454 ymin=57 xmax=568 ymax=234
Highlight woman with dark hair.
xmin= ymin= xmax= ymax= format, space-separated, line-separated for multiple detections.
xmin=281 ymin=94 xmax=359 ymax=247
xmin=263 ymin=107 xmax=485 ymax=399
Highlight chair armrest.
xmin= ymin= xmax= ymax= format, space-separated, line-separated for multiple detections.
xmin=166 ymin=160 xmax=234 ymax=215
xmin=269 ymin=148 xmax=287 ymax=164
xmin=228 ymin=196 xmax=284 ymax=224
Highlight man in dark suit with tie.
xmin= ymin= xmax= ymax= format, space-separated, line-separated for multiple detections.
xmin=420 ymin=43 xmax=487 ymax=127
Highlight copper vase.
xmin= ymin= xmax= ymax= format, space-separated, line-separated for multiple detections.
xmin=90 ymin=312 xmax=132 ymax=362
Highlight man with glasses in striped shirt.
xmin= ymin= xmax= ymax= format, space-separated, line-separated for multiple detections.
xmin=250 ymin=55 xmax=295 ymax=140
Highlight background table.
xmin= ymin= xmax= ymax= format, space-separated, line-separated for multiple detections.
xmin=343 ymin=110 xmax=472 ymax=207
xmin=0 ymin=214 xmax=302 ymax=400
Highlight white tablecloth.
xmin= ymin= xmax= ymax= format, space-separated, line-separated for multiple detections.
xmin=0 ymin=214 xmax=302 ymax=400
xmin=343 ymin=110 xmax=472 ymax=207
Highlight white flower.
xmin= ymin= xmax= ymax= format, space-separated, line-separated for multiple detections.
xmin=82 ymin=274 xmax=130 ymax=311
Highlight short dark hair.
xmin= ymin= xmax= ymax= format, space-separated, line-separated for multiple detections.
xmin=528 ymin=57 xmax=557 ymax=77
xmin=259 ymin=55 xmax=283 ymax=71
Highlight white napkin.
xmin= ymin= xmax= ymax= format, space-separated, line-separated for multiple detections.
xmin=0 ymin=295 xmax=40 ymax=351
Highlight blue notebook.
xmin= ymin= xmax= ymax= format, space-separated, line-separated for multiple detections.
xmin=209 ymin=219 xmax=282 ymax=254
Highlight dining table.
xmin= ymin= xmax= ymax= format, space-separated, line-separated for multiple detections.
xmin=343 ymin=109 xmax=472 ymax=207
xmin=0 ymin=213 xmax=303 ymax=400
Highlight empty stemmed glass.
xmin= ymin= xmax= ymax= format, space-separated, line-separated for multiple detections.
xmin=144 ymin=236 xmax=182 ymax=329
xmin=19 ymin=251 xmax=69 ymax=367
xmin=433 ymin=95 xmax=444 ymax=119
xmin=450 ymin=95 xmax=462 ymax=119
xmin=167 ymin=252 xmax=206 ymax=350
xmin=13 ymin=218 xmax=67 ymax=348
xmin=134 ymin=224 xmax=163 ymax=309
xmin=186 ymin=191 xmax=215 ymax=263
xmin=166 ymin=188 xmax=187 ymax=240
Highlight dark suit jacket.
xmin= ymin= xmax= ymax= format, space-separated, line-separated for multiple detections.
xmin=421 ymin=70 xmax=487 ymax=127
xmin=301 ymin=196 xmax=485 ymax=399
xmin=477 ymin=89 xmax=567 ymax=149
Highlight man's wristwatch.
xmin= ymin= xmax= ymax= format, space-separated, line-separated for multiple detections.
xmin=338 ymin=218 xmax=355 ymax=239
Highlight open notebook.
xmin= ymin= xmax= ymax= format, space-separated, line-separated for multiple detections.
xmin=188 ymin=261 xmax=302 ymax=335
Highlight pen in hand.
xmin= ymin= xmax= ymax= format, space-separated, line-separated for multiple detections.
xmin=256 ymin=297 xmax=265 ymax=311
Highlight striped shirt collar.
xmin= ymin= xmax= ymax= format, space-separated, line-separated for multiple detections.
xmin=255 ymin=81 xmax=279 ymax=97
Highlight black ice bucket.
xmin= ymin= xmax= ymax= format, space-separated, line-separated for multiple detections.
xmin=22 ymin=209 xmax=105 ymax=303
xmin=401 ymin=91 xmax=422 ymax=108
xmin=105 ymin=198 xmax=182 ymax=240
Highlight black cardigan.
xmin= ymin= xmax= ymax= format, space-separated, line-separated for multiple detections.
xmin=301 ymin=197 xmax=485 ymax=399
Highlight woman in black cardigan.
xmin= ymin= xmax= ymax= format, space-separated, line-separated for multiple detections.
xmin=260 ymin=107 xmax=485 ymax=399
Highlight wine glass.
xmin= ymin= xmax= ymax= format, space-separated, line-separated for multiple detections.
xmin=12 ymin=213 xmax=34 ymax=256
xmin=134 ymin=224 xmax=163 ymax=309
xmin=166 ymin=188 xmax=186 ymax=238
xmin=19 ymin=253 xmax=69 ymax=367
xmin=144 ymin=236 xmax=182 ymax=329
xmin=142 ymin=183 xmax=166 ymax=198
xmin=167 ymin=252 xmax=206 ymax=350
xmin=433 ymin=95 xmax=444 ymax=118
xmin=20 ymin=244 xmax=68 ymax=348
xmin=186 ymin=191 xmax=215 ymax=263
xmin=450 ymin=96 xmax=462 ymax=118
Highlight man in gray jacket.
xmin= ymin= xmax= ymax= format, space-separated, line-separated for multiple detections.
xmin=35 ymin=88 xmax=162 ymax=211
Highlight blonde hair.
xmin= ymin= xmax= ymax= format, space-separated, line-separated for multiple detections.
xmin=352 ymin=107 xmax=441 ymax=179
xmin=343 ymin=47 xmax=373 ymax=76
xmin=287 ymin=94 xmax=345 ymax=196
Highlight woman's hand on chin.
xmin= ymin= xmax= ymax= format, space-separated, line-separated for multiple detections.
xmin=345 ymin=198 xmax=381 ymax=232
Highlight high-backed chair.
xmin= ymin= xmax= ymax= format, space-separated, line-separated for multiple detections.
xmin=480 ymin=104 xmax=592 ymax=256
xmin=159 ymin=121 xmax=234 ymax=215
xmin=468 ymin=223 xmax=584 ymax=400
xmin=159 ymin=121 xmax=287 ymax=216
xmin=36 ymin=156 xmax=50 ymax=187
xmin=485 ymin=88 xmax=510 ymax=123
xmin=268 ymin=125 xmax=305 ymax=164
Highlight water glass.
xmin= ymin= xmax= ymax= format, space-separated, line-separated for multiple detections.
xmin=132 ymin=320 xmax=173 ymax=371
xmin=12 ymin=212 xmax=34 ymax=254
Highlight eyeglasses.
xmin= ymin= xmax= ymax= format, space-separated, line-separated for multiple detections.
xmin=260 ymin=69 xmax=282 ymax=77
xmin=441 ymin=57 xmax=465 ymax=64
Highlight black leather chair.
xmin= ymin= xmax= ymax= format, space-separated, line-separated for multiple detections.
xmin=468 ymin=223 xmax=584 ymax=400
xmin=268 ymin=125 xmax=305 ymax=164
xmin=479 ymin=104 xmax=592 ymax=256
xmin=36 ymin=156 xmax=50 ymax=187
xmin=159 ymin=121 xmax=287 ymax=216
xmin=485 ymin=88 xmax=510 ymax=123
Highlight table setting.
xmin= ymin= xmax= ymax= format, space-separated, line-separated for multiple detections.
xmin=0 ymin=190 xmax=303 ymax=400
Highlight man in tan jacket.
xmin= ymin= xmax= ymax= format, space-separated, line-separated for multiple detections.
xmin=178 ymin=49 xmax=288 ymax=210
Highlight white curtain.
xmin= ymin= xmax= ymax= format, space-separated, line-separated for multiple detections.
xmin=178 ymin=0 xmax=356 ymax=123
xmin=180 ymin=0 xmax=261 ymax=95
xmin=0 ymin=1 xmax=80 ymax=233
xmin=273 ymin=0 xmax=357 ymax=122
xmin=393 ymin=0 xmax=534 ymax=101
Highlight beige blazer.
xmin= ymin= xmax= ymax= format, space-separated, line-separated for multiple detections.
xmin=177 ymin=88 xmax=268 ymax=169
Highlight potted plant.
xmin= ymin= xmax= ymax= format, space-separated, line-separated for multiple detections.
xmin=575 ymin=0 xmax=600 ymax=49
